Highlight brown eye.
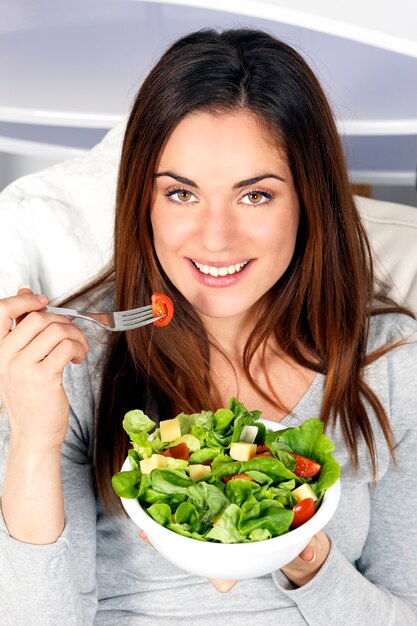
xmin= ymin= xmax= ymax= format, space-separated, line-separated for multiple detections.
xmin=241 ymin=190 xmax=273 ymax=205
xmin=177 ymin=190 xmax=192 ymax=201
xmin=248 ymin=192 xmax=263 ymax=204
xmin=165 ymin=188 xmax=196 ymax=203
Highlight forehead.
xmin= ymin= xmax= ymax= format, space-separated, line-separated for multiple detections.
xmin=156 ymin=110 xmax=289 ymax=178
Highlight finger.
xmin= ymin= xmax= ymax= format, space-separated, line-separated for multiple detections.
xmin=1 ymin=312 xmax=84 ymax=357
xmin=15 ymin=286 xmax=38 ymax=324
xmin=40 ymin=336 xmax=89 ymax=373
xmin=139 ymin=531 xmax=154 ymax=548
xmin=0 ymin=291 xmax=48 ymax=338
xmin=209 ymin=578 xmax=237 ymax=593
xmin=23 ymin=320 xmax=89 ymax=364
xmin=299 ymin=541 xmax=316 ymax=563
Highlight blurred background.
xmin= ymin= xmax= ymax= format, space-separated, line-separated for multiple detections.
xmin=1 ymin=0 xmax=416 ymax=206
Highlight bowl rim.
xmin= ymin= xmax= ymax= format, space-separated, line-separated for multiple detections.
xmin=120 ymin=418 xmax=341 ymax=554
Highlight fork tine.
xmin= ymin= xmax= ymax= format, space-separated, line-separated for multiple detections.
xmin=119 ymin=305 xmax=153 ymax=319
xmin=121 ymin=311 xmax=161 ymax=328
xmin=130 ymin=315 xmax=165 ymax=329
xmin=120 ymin=309 xmax=155 ymax=324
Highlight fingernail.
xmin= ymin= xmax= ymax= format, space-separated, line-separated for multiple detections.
xmin=308 ymin=546 xmax=316 ymax=563
xmin=18 ymin=284 xmax=32 ymax=290
xmin=38 ymin=295 xmax=49 ymax=303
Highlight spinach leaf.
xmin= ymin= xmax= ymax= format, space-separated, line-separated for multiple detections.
xmin=205 ymin=504 xmax=247 ymax=543
xmin=213 ymin=408 xmax=235 ymax=431
xmin=275 ymin=418 xmax=334 ymax=463
xmin=239 ymin=500 xmax=294 ymax=537
xmin=242 ymin=457 xmax=298 ymax=482
xmin=175 ymin=501 xmax=198 ymax=525
xmin=147 ymin=502 xmax=171 ymax=526
xmin=225 ymin=477 xmax=261 ymax=507
xmin=111 ymin=469 xmax=141 ymax=499
xmin=151 ymin=469 xmax=193 ymax=495
xmin=187 ymin=482 xmax=230 ymax=524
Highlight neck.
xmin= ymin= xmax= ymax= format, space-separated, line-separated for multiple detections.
xmin=200 ymin=311 xmax=255 ymax=359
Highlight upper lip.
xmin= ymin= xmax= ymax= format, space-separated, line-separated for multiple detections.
xmin=190 ymin=258 xmax=250 ymax=267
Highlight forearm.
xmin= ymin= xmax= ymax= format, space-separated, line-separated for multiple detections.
xmin=2 ymin=436 xmax=64 ymax=544
xmin=273 ymin=541 xmax=417 ymax=625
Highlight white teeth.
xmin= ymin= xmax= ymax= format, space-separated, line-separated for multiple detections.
xmin=193 ymin=261 xmax=248 ymax=276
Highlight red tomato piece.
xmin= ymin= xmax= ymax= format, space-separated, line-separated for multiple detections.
xmin=256 ymin=444 xmax=270 ymax=454
xmin=162 ymin=442 xmax=189 ymax=460
xmin=151 ymin=293 xmax=174 ymax=327
xmin=252 ymin=453 xmax=275 ymax=459
xmin=291 ymin=453 xmax=322 ymax=478
xmin=291 ymin=498 xmax=316 ymax=528
xmin=222 ymin=473 xmax=254 ymax=484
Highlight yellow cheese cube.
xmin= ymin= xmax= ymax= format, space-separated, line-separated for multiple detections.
xmin=292 ymin=483 xmax=318 ymax=502
xmin=139 ymin=454 xmax=168 ymax=474
xmin=229 ymin=442 xmax=257 ymax=462
xmin=159 ymin=417 xmax=181 ymax=442
xmin=189 ymin=464 xmax=211 ymax=482
xmin=212 ymin=513 xmax=222 ymax=526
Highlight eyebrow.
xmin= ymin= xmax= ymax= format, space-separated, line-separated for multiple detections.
xmin=154 ymin=171 xmax=286 ymax=189
xmin=155 ymin=171 xmax=199 ymax=188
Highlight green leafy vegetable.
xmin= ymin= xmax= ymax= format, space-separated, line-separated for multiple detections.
xmin=112 ymin=398 xmax=340 ymax=543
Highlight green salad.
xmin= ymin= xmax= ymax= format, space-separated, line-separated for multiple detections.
xmin=112 ymin=398 xmax=340 ymax=543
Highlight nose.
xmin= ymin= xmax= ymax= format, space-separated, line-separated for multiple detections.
xmin=199 ymin=203 xmax=236 ymax=253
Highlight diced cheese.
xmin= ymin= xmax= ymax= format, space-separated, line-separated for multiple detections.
xmin=212 ymin=513 xmax=223 ymax=526
xmin=229 ymin=441 xmax=257 ymax=462
xmin=292 ymin=483 xmax=318 ymax=502
xmin=239 ymin=425 xmax=258 ymax=444
xmin=159 ymin=417 xmax=181 ymax=442
xmin=189 ymin=464 xmax=211 ymax=482
xmin=139 ymin=454 xmax=168 ymax=474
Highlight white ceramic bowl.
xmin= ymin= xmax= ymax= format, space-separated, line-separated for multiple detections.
xmin=119 ymin=420 xmax=341 ymax=580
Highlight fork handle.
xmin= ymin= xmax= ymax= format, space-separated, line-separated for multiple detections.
xmin=46 ymin=306 xmax=79 ymax=317
xmin=45 ymin=306 xmax=98 ymax=323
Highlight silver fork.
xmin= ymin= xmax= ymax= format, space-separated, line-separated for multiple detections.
xmin=45 ymin=305 xmax=164 ymax=331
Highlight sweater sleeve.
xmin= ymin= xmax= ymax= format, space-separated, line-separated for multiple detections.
xmin=0 ymin=356 xmax=99 ymax=626
xmin=272 ymin=318 xmax=417 ymax=625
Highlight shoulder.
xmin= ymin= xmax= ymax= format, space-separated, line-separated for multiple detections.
xmin=367 ymin=312 xmax=417 ymax=352
xmin=366 ymin=313 xmax=417 ymax=431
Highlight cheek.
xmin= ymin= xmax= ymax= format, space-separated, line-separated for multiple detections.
xmin=151 ymin=206 xmax=174 ymax=249
xmin=151 ymin=205 xmax=192 ymax=263
xmin=255 ymin=211 xmax=299 ymax=256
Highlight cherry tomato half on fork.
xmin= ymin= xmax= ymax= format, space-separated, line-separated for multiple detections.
xmin=152 ymin=293 xmax=174 ymax=327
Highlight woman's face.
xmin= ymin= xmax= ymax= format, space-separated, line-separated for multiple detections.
xmin=151 ymin=111 xmax=299 ymax=325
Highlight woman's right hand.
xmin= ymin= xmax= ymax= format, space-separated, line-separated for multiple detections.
xmin=0 ymin=287 xmax=90 ymax=450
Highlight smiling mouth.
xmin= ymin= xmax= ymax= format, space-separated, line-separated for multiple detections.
xmin=191 ymin=260 xmax=249 ymax=277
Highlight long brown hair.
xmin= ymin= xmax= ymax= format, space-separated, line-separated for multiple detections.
xmin=93 ymin=28 xmax=413 ymax=511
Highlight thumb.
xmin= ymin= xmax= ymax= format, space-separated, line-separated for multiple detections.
xmin=15 ymin=284 xmax=41 ymax=325
xmin=17 ymin=284 xmax=33 ymax=295
xmin=299 ymin=539 xmax=316 ymax=563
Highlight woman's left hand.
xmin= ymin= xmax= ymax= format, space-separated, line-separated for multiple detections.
xmin=210 ymin=531 xmax=330 ymax=592
xmin=280 ymin=531 xmax=330 ymax=587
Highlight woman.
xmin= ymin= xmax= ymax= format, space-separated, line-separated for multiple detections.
xmin=0 ymin=28 xmax=416 ymax=625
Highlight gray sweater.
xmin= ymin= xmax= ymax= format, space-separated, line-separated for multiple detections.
xmin=1 ymin=309 xmax=417 ymax=626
